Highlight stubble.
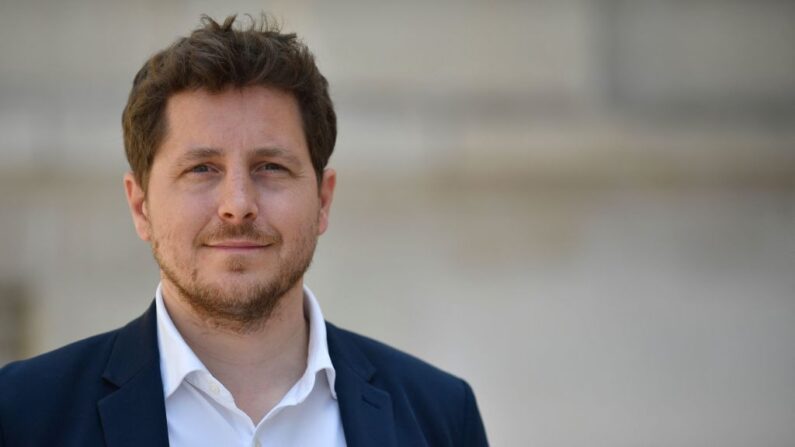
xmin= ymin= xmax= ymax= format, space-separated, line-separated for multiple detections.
xmin=152 ymin=220 xmax=318 ymax=333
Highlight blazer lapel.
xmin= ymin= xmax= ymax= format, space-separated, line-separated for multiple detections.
xmin=98 ymin=301 xmax=169 ymax=447
xmin=326 ymin=323 xmax=398 ymax=447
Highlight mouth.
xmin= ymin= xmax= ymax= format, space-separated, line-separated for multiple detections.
xmin=204 ymin=240 xmax=272 ymax=251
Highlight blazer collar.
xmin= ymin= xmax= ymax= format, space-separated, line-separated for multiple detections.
xmin=98 ymin=300 xmax=170 ymax=447
xmin=93 ymin=303 xmax=399 ymax=447
xmin=326 ymin=322 xmax=398 ymax=447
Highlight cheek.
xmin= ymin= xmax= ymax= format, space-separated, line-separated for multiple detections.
xmin=263 ymin=192 xmax=319 ymax=237
xmin=274 ymin=190 xmax=319 ymax=218
xmin=149 ymin=194 xmax=214 ymax=242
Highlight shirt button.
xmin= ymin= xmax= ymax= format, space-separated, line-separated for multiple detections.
xmin=209 ymin=382 xmax=220 ymax=394
xmin=253 ymin=440 xmax=261 ymax=447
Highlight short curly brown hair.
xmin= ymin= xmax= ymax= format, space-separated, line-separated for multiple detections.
xmin=122 ymin=14 xmax=336 ymax=190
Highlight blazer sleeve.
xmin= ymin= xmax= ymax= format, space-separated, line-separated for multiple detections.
xmin=462 ymin=380 xmax=489 ymax=446
xmin=0 ymin=375 xmax=6 ymax=447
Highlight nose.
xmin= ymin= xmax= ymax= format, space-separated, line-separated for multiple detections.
xmin=217 ymin=172 xmax=258 ymax=224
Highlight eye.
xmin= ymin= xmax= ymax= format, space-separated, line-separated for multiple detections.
xmin=259 ymin=163 xmax=286 ymax=172
xmin=188 ymin=164 xmax=213 ymax=174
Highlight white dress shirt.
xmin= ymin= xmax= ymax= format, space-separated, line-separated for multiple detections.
xmin=155 ymin=283 xmax=347 ymax=447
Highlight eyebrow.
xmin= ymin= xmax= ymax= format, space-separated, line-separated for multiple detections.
xmin=252 ymin=147 xmax=301 ymax=166
xmin=177 ymin=147 xmax=223 ymax=164
xmin=177 ymin=146 xmax=301 ymax=166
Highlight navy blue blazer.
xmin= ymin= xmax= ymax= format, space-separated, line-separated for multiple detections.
xmin=0 ymin=302 xmax=488 ymax=446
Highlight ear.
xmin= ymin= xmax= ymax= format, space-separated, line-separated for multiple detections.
xmin=124 ymin=172 xmax=152 ymax=241
xmin=317 ymin=168 xmax=336 ymax=235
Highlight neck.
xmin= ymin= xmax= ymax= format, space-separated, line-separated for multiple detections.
xmin=161 ymin=278 xmax=309 ymax=423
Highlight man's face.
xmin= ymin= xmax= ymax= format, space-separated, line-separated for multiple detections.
xmin=124 ymin=86 xmax=335 ymax=330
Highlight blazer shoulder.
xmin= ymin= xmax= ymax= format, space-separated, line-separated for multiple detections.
xmin=327 ymin=322 xmax=462 ymax=387
xmin=1 ymin=304 xmax=162 ymax=446
xmin=1 ymin=300 xmax=157 ymax=393
xmin=0 ymin=329 xmax=126 ymax=446
xmin=0 ymin=329 xmax=119 ymax=401
xmin=326 ymin=322 xmax=489 ymax=446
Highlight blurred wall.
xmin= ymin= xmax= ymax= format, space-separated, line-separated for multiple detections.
xmin=1 ymin=1 xmax=794 ymax=445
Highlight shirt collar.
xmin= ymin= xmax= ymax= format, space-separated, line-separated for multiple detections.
xmin=155 ymin=283 xmax=337 ymax=400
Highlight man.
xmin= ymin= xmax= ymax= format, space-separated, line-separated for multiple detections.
xmin=0 ymin=14 xmax=488 ymax=447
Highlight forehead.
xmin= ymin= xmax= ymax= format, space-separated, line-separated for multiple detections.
xmin=157 ymin=86 xmax=308 ymax=161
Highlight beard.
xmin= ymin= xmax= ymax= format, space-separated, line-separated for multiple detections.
xmin=152 ymin=220 xmax=318 ymax=333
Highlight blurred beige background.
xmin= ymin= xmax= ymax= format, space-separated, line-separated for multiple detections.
xmin=2 ymin=0 xmax=795 ymax=445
